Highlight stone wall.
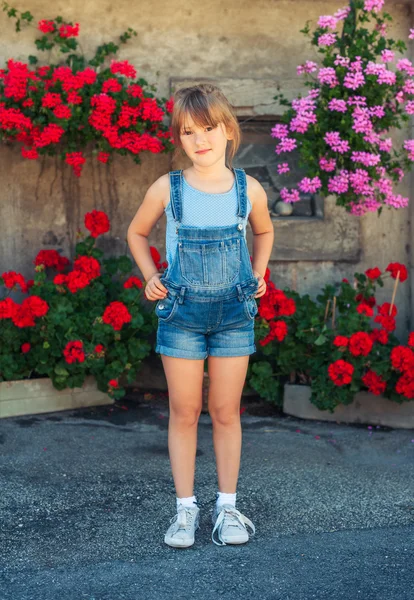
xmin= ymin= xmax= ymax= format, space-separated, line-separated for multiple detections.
xmin=0 ymin=0 xmax=413 ymax=340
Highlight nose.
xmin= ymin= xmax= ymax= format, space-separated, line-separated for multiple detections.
xmin=195 ymin=132 xmax=207 ymax=145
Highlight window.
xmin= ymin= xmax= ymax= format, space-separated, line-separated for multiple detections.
xmin=233 ymin=117 xmax=324 ymax=219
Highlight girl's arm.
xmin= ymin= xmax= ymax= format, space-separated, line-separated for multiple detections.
xmin=127 ymin=174 xmax=169 ymax=299
xmin=247 ymin=175 xmax=274 ymax=298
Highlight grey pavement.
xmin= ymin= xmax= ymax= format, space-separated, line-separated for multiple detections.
xmin=0 ymin=395 xmax=413 ymax=600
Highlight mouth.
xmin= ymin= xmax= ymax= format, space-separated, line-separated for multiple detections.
xmin=195 ymin=149 xmax=211 ymax=154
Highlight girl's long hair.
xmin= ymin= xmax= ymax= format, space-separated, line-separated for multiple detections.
xmin=170 ymin=83 xmax=241 ymax=168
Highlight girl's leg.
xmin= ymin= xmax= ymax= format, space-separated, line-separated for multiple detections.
xmin=161 ymin=355 xmax=205 ymax=498
xmin=207 ymin=355 xmax=250 ymax=493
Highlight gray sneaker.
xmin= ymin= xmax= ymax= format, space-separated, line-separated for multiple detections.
xmin=164 ymin=503 xmax=200 ymax=548
xmin=211 ymin=503 xmax=256 ymax=546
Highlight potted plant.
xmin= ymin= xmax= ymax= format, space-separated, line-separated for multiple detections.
xmin=246 ymin=261 xmax=414 ymax=427
xmin=0 ymin=209 xmax=163 ymax=418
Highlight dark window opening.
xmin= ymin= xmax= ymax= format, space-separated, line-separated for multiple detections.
xmin=233 ymin=116 xmax=323 ymax=219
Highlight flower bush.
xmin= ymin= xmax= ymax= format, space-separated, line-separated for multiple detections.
xmin=247 ymin=259 xmax=414 ymax=412
xmin=273 ymin=0 xmax=414 ymax=215
xmin=0 ymin=210 xmax=167 ymax=399
xmin=0 ymin=3 xmax=174 ymax=176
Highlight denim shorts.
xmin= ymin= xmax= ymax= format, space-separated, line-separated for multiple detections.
xmin=155 ymin=286 xmax=258 ymax=360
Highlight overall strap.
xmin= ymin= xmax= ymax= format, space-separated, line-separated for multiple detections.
xmin=232 ymin=168 xmax=248 ymax=219
xmin=168 ymin=170 xmax=183 ymax=223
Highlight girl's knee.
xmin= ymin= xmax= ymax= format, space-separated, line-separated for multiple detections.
xmin=209 ymin=409 xmax=241 ymax=427
xmin=170 ymin=406 xmax=201 ymax=427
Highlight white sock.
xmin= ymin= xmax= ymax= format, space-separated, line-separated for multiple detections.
xmin=216 ymin=491 xmax=236 ymax=509
xmin=176 ymin=495 xmax=197 ymax=510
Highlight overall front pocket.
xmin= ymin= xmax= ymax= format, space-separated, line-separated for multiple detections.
xmin=179 ymin=238 xmax=241 ymax=286
xmin=243 ymin=296 xmax=258 ymax=321
xmin=155 ymin=294 xmax=179 ymax=323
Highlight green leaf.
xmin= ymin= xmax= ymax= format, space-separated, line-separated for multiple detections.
xmin=21 ymin=11 xmax=33 ymax=22
xmin=118 ymin=255 xmax=133 ymax=274
xmin=54 ymin=365 xmax=69 ymax=376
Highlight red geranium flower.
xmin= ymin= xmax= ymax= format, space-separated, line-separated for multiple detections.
xmin=58 ymin=23 xmax=80 ymax=38
xmin=38 ymin=20 xmax=56 ymax=34
xmin=385 ymin=262 xmax=408 ymax=282
xmin=63 ymin=340 xmax=85 ymax=364
xmin=84 ymin=209 xmax=110 ymax=238
xmin=102 ymin=301 xmax=132 ymax=331
xmin=328 ymin=359 xmax=354 ymax=386
xmin=124 ymin=276 xmax=143 ymax=289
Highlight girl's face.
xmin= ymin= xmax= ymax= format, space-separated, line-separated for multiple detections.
xmin=179 ymin=116 xmax=233 ymax=167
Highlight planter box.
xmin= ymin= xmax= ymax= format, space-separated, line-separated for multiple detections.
xmin=283 ymin=383 xmax=414 ymax=429
xmin=0 ymin=375 xmax=113 ymax=419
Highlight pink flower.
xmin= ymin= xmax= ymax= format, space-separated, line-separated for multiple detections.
xmin=343 ymin=71 xmax=365 ymax=90
xmin=317 ymin=15 xmax=337 ymax=30
xmin=384 ymin=194 xmax=409 ymax=208
xmin=403 ymin=140 xmax=414 ymax=161
xmin=275 ymin=138 xmax=297 ymax=154
xmin=319 ymin=157 xmax=336 ymax=172
xmin=298 ymin=177 xmax=322 ymax=194
xmin=328 ymin=99 xmax=347 ymax=112
xmin=280 ymin=188 xmax=301 ymax=203
xmin=396 ymin=59 xmax=414 ymax=77
xmin=324 ymin=131 xmax=350 ymax=154
xmin=364 ymin=0 xmax=384 ymax=13
xmin=368 ymin=105 xmax=385 ymax=118
xmin=347 ymin=96 xmax=367 ymax=107
xmin=406 ymin=101 xmax=414 ymax=115
xmin=351 ymin=151 xmax=381 ymax=167
xmin=270 ymin=124 xmax=289 ymax=139
xmin=277 ymin=163 xmax=290 ymax=174
xmin=378 ymin=138 xmax=392 ymax=152
xmin=318 ymin=33 xmax=336 ymax=47
xmin=318 ymin=67 xmax=339 ymax=88
xmin=296 ymin=61 xmax=318 ymax=75
xmin=403 ymin=80 xmax=414 ymax=95
xmin=334 ymin=7 xmax=351 ymax=20
xmin=381 ymin=49 xmax=395 ymax=63
xmin=334 ymin=55 xmax=350 ymax=67
xmin=378 ymin=70 xmax=396 ymax=85
xmin=328 ymin=170 xmax=349 ymax=194
xmin=409 ymin=29 xmax=414 ymax=40
xmin=349 ymin=169 xmax=371 ymax=195
xmin=395 ymin=91 xmax=405 ymax=104
xmin=352 ymin=106 xmax=373 ymax=134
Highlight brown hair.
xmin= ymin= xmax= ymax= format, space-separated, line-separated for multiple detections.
xmin=170 ymin=83 xmax=241 ymax=168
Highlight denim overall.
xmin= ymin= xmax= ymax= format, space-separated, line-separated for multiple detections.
xmin=155 ymin=168 xmax=259 ymax=360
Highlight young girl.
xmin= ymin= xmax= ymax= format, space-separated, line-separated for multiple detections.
xmin=127 ymin=83 xmax=274 ymax=548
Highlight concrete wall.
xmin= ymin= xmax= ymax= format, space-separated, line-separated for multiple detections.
xmin=0 ymin=0 xmax=413 ymax=340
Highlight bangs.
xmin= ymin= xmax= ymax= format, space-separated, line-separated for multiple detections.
xmin=176 ymin=93 xmax=223 ymax=133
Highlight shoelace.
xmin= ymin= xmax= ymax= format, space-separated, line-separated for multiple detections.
xmin=212 ymin=505 xmax=256 ymax=546
xmin=168 ymin=505 xmax=197 ymax=536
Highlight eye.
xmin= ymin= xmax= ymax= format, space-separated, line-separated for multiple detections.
xmin=205 ymin=126 xmax=214 ymax=131
xmin=182 ymin=130 xmax=192 ymax=135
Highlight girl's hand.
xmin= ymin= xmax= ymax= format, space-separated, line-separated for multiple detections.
xmin=145 ymin=273 xmax=168 ymax=301
xmin=253 ymin=270 xmax=267 ymax=298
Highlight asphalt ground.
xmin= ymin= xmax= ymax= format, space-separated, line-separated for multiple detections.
xmin=1 ymin=392 xmax=413 ymax=600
